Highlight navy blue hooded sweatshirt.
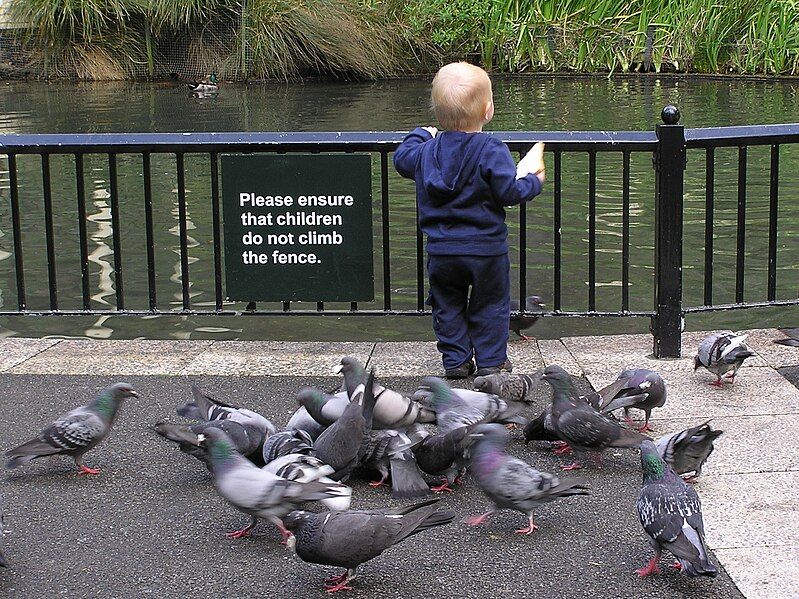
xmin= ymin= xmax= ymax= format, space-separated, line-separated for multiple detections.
xmin=394 ymin=127 xmax=542 ymax=256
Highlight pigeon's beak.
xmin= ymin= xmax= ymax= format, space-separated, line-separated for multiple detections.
xmin=331 ymin=364 xmax=344 ymax=375
xmin=285 ymin=534 xmax=297 ymax=553
xmin=196 ymin=434 xmax=207 ymax=446
xmin=130 ymin=390 xmax=140 ymax=398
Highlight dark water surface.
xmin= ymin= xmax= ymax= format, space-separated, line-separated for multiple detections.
xmin=0 ymin=76 xmax=797 ymax=341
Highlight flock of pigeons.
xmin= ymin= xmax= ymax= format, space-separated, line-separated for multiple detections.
xmin=0 ymin=329 xmax=761 ymax=590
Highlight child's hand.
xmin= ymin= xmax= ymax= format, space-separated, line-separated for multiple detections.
xmin=516 ymin=142 xmax=546 ymax=180
xmin=421 ymin=126 xmax=438 ymax=138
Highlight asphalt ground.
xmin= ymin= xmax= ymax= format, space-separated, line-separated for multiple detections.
xmin=0 ymin=374 xmax=744 ymax=599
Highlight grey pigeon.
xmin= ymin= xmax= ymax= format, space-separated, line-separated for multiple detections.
xmin=466 ymin=423 xmax=590 ymax=534
xmin=544 ymin=365 xmax=649 ymax=470
xmin=283 ymin=498 xmax=454 ymax=592
xmin=473 ymin=372 xmax=538 ymax=405
xmin=509 ymin=295 xmax=545 ymax=340
xmin=5 ymin=382 xmax=138 ymax=475
xmin=636 ymin=440 xmax=717 ymax=577
xmin=262 ymin=453 xmax=351 ymax=511
xmin=295 ymin=388 xmax=350 ymax=427
xmin=416 ymin=377 xmax=516 ymax=430
xmin=413 ymin=420 xmax=482 ymax=493
xmin=334 ymin=356 xmax=436 ymax=428
xmin=599 ymin=368 xmax=667 ymax=433
xmin=655 ymin=422 xmax=723 ymax=482
xmin=262 ymin=429 xmax=315 ymax=464
xmin=774 ymin=327 xmax=799 ymax=347
xmin=357 ymin=427 xmax=431 ymax=499
xmin=179 ymin=385 xmax=276 ymax=438
xmin=285 ymin=406 xmax=326 ymax=440
xmin=313 ymin=369 xmax=377 ymax=481
xmin=199 ymin=427 xmax=349 ymax=542
xmin=694 ymin=331 xmax=754 ymax=386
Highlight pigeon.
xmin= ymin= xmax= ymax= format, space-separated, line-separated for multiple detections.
xmin=262 ymin=428 xmax=315 ymax=464
xmin=415 ymin=382 xmax=526 ymax=427
xmin=262 ymin=453 xmax=351 ymax=512
xmin=774 ymin=327 xmax=799 ymax=347
xmin=599 ymin=369 xmax=667 ymax=433
xmin=694 ymin=331 xmax=755 ymax=386
xmin=543 ymin=365 xmax=649 ymax=470
xmin=334 ymin=356 xmax=436 ymax=428
xmin=465 ymin=423 xmax=590 ymax=534
xmin=415 ymin=377 xmax=518 ymax=430
xmin=313 ymin=369 xmax=377 ymax=481
xmin=412 ymin=419 xmax=484 ymax=493
xmin=473 ymin=372 xmax=538 ymax=405
xmin=509 ymin=295 xmax=545 ymax=341
xmin=295 ymin=388 xmax=349 ymax=427
xmin=199 ymin=427 xmax=350 ymax=542
xmin=179 ymin=385 xmax=276 ymax=438
xmin=5 ymin=382 xmax=138 ymax=474
xmin=522 ymin=408 xmax=561 ymax=444
xmin=285 ymin=406 xmax=326 ymax=440
xmin=357 ymin=428 xmax=431 ymax=499
xmin=283 ymin=498 xmax=455 ymax=592
xmin=636 ymin=440 xmax=718 ymax=578
xmin=655 ymin=422 xmax=723 ymax=482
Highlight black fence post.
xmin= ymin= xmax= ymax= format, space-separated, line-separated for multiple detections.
xmin=652 ymin=105 xmax=685 ymax=358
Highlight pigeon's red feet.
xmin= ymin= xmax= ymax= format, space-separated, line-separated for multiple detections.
xmin=520 ymin=334 xmax=533 ymax=342
xmin=77 ymin=465 xmax=101 ymax=475
xmin=514 ymin=518 xmax=539 ymax=535
xmin=453 ymin=473 xmax=467 ymax=486
xmin=553 ymin=444 xmax=573 ymax=455
xmin=368 ymin=479 xmax=388 ymax=488
xmin=505 ymin=423 xmax=518 ymax=430
xmin=561 ymin=462 xmax=583 ymax=471
xmin=430 ymin=480 xmax=454 ymax=493
xmin=225 ymin=527 xmax=252 ymax=539
xmin=464 ymin=512 xmax=491 ymax=527
xmin=670 ymin=561 xmax=683 ymax=571
xmin=636 ymin=557 xmax=661 ymax=577
xmin=324 ymin=572 xmax=349 ymax=585
xmin=709 ymin=378 xmax=724 ymax=388
xmin=324 ymin=580 xmax=353 ymax=593
xmin=683 ymin=475 xmax=699 ymax=484
xmin=637 ymin=422 xmax=654 ymax=433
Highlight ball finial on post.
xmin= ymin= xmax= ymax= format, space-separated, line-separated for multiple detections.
xmin=661 ymin=105 xmax=680 ymax=125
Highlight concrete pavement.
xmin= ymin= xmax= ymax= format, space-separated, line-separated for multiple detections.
xmin=0 ymin=328 xmax=795 ymax=598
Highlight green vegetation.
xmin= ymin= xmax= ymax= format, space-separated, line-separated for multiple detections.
xmin=4 ymin=0 xmax=799 ymax=79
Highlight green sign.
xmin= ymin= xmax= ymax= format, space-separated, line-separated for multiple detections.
xmin=221 ymin=154 xmax=373 ymax=302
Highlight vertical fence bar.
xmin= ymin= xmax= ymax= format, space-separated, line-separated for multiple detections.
xmin=735 ymin=146 xmax=747 ymax=303
xmin=553 ymin=150 xmax=562 ymax=311
xmin=621 ymin=150 xmax=630 ymax=312
xmin=210 ymin=152 xmax=223 ymax=310
xmin=142 ymin=153 xmax=157 ymax=310
xmin=176 ymin=152 xmax=191 ymax=310
xmin=703 ymin=148 xmax=715 ymax=306
xmin=767 ymin=145 xmax=779 ymax=301
xmin=8 ymin=154 xmax=25 ymax=310
xmin=653 ymin=106 xmax=685 ymax=358
xmin=75 ymin=153 xmax=91 ymax=310
xmin=41 ymin=154 xmax=58 ymax=310
xmin=108 ymin=153 xmax=124 ymax=309
xmin=317 ymin=302 xmax=324 ymax=312
xmin=588 ymin=151 xmax=596 ymax=311
xmin=380 ymin=151 xmax=392 ymax=311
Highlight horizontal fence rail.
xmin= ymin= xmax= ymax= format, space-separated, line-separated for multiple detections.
xmin=1 ymin=109 xmax=798 ymax=357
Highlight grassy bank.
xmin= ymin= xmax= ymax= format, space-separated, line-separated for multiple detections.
xmin=3 ymin=0 xmax=798 ymax=79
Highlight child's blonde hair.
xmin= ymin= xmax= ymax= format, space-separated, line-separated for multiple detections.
xmin=430 ymin=62 xmax=492 ymax=131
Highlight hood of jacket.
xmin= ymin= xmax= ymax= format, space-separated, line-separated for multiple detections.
xmin=422 ymin=131 xmax=490 ymax=206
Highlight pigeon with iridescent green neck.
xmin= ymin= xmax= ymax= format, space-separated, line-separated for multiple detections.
xmin=5 ymin=382 xmax=138 ymax=475
xmin=200 ymin=427 xmax=350 ymax=542
xmin=636 ymin=440 xmax=717 ymax=578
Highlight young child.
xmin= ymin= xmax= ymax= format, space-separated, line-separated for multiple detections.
xmin=394 ymin=62 xmax=545 ymax=379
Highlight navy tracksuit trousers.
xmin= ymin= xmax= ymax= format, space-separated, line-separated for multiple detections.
xmin=426 ymin=254 xmax=510 ymax=370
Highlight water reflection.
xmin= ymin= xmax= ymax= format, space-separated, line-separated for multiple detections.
xmin=0 ymin=77 xmax=797 ymax=340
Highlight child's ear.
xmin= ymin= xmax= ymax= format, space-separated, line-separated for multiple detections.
xmin=484 ymin=100 xmax=495 ymax=123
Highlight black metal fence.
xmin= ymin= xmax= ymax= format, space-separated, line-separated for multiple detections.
xmin=1 ymin=106 xmax=798 ymax=357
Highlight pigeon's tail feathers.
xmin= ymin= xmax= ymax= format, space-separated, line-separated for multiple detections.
xmin=5 ymin=438 xmax=61 ymax=468
xmin=679 ymin=556 xmax=718 ymax=578
xmin=609 ymin=426 xmax=651 ymax=447
xmin=286 ymin=479 xmax=351 ymax=504
xmin=361 ymin=368 xmax=377 ymax=430
xmin=550 ymin=477 xmax=592 ymax=498
xmin=154 ymin=421 xmax=201 ymax=446
xmin=775 ymin=337 xmax=799 ymax=347
xmin=0 ymin=549 xmax=7 ymax=568
xmin=389 ymin=452 xmax=432 ymax=500
xmin=395 ymin=505 xmax=456 ymax=543
xmin=667 ymin=529 xmax=718 ymax=578
xmin=600 ymin=393 xmax=649 ymax=414
xmin=184 ymin=385 xmax=238 ymax=421
xmin=319 ymin=479 xmax=352 ymax=511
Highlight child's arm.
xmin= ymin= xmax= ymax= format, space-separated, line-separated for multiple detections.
xmin=482 ymin=139 xmax=544 ymax=206
xmin=393 ymin=127 xmax=436 ymax=179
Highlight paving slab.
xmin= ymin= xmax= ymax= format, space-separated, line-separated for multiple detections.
xmin=7 ymin=339 xmax=214 ymax=375
xmin=653 ymin=416 xmax=799 ymax=476
xmin=536 ymin=339 xmax=582 ymax=375
xmin=714 ymin=546 xmax=799 ymax=599
xmin=369 ymin=342 xmax=442 ymax=376
xmin=181 ymin=341 xmax=374 ymax=376
xmin=699 ymin=471 xmax=799 ymax=549
xmin=743 ymin=328 xmax=799 ymax=369
xmin=0 ymin=338 xmax=61 ymax=372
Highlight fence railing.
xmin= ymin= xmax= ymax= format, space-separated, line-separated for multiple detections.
xmin=1 ymin=106 xmax=798 ymax=357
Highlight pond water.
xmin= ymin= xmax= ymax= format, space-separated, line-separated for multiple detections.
xmin=0 ymin=76 xmax=797 ymax=341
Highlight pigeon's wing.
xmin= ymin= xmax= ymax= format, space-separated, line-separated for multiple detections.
xmin=315 ymin=511 xmax=403 ymax=567
xmin=555 ymin=407 xmax=623 ymax=448
xmin=39 ymin=409 xmax=106 ymax=453
xmin=775 ymin=327 xmax=799 ymax=347
xmin=596 ymin=377 xmax=634 ymax=410
xmin=637 ymin=483 xmax=705 ymax=563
